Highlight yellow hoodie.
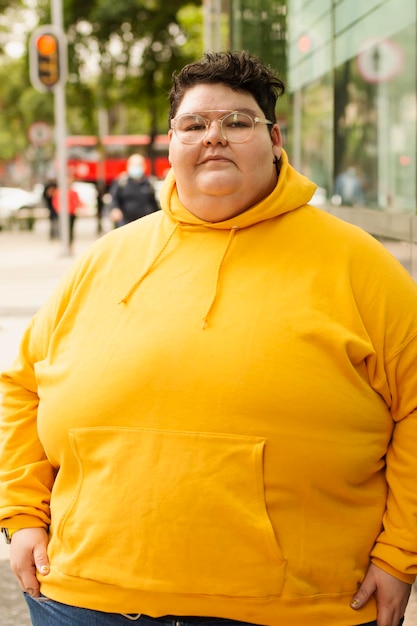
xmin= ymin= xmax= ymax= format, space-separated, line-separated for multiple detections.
xmin=1 ymin=151 xmax=417 ymax=625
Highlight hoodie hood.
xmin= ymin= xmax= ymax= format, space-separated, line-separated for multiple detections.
xmin=120 ymin=149 xmax=317 ymax=325
xmin=159 ymin=149 xmax=317 ymax=229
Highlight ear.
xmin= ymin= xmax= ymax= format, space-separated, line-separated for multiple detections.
xmin=168 ymin=128 xmax=174 ymax=162
xmin=271 ymin=124 xmax=283 ymax=161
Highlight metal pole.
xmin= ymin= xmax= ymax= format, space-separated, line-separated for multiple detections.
xmin=292 ymin=88 xmax=302 ymax=172
xmin=51 ymin=0 xmax=70 ymax=255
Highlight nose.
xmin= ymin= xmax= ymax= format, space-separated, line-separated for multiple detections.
xmin=202 ymin=119 xmax=228 ymax=145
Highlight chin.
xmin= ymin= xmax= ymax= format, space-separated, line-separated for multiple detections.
xmin=198 ymin=181 xmax=239 ymax=198
xmin=190 ymin=196 xmax=249 ymax=222
xmin=198 ymin=169 xmax=240 ymax=189
xmin=191 ymin=209 xmax=240 ymax=223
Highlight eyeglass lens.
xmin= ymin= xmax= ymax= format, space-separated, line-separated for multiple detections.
xmin=174 ymin=112 xmax=256 ymax=144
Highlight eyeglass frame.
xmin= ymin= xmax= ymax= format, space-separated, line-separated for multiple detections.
xmin=170 ymin=110 xmax=275 ymax=144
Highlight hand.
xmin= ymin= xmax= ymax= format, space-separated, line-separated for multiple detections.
xmin=109 ymin=207 xmax=123 ymax=223
xmin=350 ymin=563 xmax=411 ymax=626
xmin=9 ymin=528 xmax=50 ymax=598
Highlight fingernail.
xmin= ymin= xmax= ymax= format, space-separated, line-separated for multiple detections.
xmin=351 ymin=598 xmax=361 ymax=608
xmin=38 ymin=565 xmax=49 ymax=574
xmin=25 ymin=588 xmax=35 ymax=596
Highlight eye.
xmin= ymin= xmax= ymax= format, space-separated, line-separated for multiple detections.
xmin=224 ymin=113 xmax=252 ymax=129
xmin=179 ymin=115 xmax=206 ymax=132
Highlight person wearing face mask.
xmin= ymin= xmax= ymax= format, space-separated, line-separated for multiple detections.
xmin=109 ymin=153 xmax=159 ymax=226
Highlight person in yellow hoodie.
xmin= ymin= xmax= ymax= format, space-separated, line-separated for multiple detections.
xmin=0 ymin=51 xmax=416 ymax=626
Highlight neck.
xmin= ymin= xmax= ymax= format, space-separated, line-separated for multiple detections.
xmin=178 ymin=180 xmax=278 ymax=223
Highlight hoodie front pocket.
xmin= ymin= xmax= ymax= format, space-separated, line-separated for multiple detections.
xmin=53 ymin=427 xmax=286 ymax=597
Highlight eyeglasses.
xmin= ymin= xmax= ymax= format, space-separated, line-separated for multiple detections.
xmin=170 ymin=110 xmax=274 ymax=144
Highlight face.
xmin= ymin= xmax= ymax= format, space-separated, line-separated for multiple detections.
xmin=128 ymin=154 xmax=145 ymax=169
xmin=127 ymin=154 xmax=146 ymax=178
xmin=168 ymin=83 xmax=282 ymax=222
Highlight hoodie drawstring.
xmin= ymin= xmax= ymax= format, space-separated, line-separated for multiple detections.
xmin=201 ymin=226 xmax=238 ymax=330
xmin=119 ymin=222 xmax=238 ymax=329
xmin=119 ymin=222 xmax=179 ymax=305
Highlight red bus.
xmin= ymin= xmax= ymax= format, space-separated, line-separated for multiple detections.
xmin=66 ymin=134 xmax=170 ymax=187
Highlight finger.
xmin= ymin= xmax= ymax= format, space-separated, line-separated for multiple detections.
xmin=376 ymin=605 xmax=395 ymax=626
xmin=376 ymin=599 xmax=407 ymax=626
xmin=36 ymin=563 xmax=50 ymax=575
xmin=11 ymin=557 xmax=41 ymax=596
xmin=18 ymin=567 xmax=41 ymax=597
xmin=33 ymin=545 xmax=50 ymax=576
xmin=24 ymin=587 xmax=40 ymax=598
xmin=351 ymin=578 xmax=377 ymax=610
xmin=20 ymin=572 xmax=41 ymax=597
xmin=9 ymin=563 xmax=26 ymax=594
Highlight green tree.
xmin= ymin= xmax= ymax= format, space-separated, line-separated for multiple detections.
xmin=64 ymin=0 xmax=203 ymax=136
xmin=0 ymin=0 xmax=203 ymax=167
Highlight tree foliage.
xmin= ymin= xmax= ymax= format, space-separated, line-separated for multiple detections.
xmin=65 ymin=0 xmax=203 ymax=135
xmin=0 ymin=0 xmax=203 ymax=167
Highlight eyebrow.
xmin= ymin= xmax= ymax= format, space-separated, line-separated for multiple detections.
xmin=181 ymin=108 xmax=260 ymax=117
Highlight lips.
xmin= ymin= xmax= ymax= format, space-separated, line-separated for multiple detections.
xmin=200 ymin=155 xmax=231 ymax=164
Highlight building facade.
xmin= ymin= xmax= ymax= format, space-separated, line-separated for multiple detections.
xmin=287 ymin=0 xmax=417 ymax=277
xmin=203 ymin=0 xmax=287 ymax=73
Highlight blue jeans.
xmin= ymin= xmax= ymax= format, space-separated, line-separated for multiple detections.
xmin=24 ymin=595 xmax=257 ymax=626
xmin=359 ymin=622 xmax=404 ymax=626
xmin=24 ymin=595 xmax=405 ymax=626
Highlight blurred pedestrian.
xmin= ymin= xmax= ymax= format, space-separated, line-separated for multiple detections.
xmin=334 ymin=165 xmax=364 ymax=206
xmin=42 ymin=179 xmax=58 ymax=239
xmin=52 ymin=177 xmax=83 ymax=250
xmin=109 ymin=153 xmax=159 ymax=226
xmin=95 ymin=181 xmax=106 ymax=235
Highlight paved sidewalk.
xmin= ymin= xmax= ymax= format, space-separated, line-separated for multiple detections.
xmin=406 ymin=588 xmax=417 ymax=624
xmin=0 ymin=216 xmax=106 ymax=371
xmin=0 ymin=218 xmax=417 ymax=624
xmin=0 ymin=561 xmax=31 ymax=626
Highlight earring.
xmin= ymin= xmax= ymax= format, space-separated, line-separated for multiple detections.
xmin=273 ymin=155 xmax=281 ymax=175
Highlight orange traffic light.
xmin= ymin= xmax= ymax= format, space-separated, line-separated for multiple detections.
xmin=36 ymin=34 xmax=58 ymax=56
xmin=35 ymin=33 xmax=59 ymax=87
xmin=29 ymin=27 xmax=66 ymax=92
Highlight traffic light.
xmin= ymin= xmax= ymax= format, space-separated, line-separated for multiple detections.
xmin=29 ymin=26 xmax=67 ymax=92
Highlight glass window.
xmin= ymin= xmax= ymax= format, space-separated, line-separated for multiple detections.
xmin=294 ymin=73 xmax=334 ymax=199
xmin=334 ymin=23 xmax=416 ymax=212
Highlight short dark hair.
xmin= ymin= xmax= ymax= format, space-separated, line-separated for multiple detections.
xmin=169 ymin=50 xmax=285 ymax=124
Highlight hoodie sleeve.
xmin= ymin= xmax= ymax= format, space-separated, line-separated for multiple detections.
xmin=0 ymin=314 xmax=55 ymax=530
xmin=0 ymin=248 xmax=94 ymax=530
xmin=370 ymin=331 xmax=417 ymax=583
xmin=358 ymin=244 xmax=417 ymax=583
xmin=0 ymin=230 xmax=125 ymax=530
